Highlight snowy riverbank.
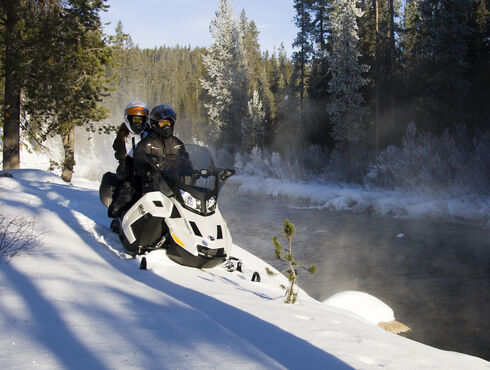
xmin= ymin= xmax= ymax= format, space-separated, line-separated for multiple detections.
xmin=0 ymin=169 xmax=488 ymax=369
xmin=229 ymin=175 xmax=490 ymax=227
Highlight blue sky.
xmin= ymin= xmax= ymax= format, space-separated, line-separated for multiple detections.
xmin=100 ymin=0 xmax=297 ymax=56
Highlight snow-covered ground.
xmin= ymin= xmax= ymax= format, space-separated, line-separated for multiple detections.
xmin=1 ymin=167 xmax=489 ymax=369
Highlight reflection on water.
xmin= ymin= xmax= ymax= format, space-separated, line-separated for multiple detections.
xmin=219 ymin=185 xmax=490 ymax=361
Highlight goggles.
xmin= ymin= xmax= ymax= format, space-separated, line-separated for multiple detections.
xmin=127 ymin=106 xmax=147 ymax=116
xmin=157 ymin=119 xmax=172 ymax=127
xmin=128 ymin=115 xmax=147 ymax=125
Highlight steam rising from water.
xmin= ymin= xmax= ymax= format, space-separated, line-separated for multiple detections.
xmin=16 ymin=121 xmax=489 ymax=226
xmin=219 ymin=186 xmax=490 ymax=360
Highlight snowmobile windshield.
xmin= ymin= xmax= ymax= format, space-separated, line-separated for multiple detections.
xmin=167 ymin=144 xmax=222 ymax=215
xmin=169 ymin=144 xmax=218 ymax=193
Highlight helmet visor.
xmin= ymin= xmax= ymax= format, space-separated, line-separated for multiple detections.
xmin=128 ymin=115 xmax=147 ymax=125
xmin=127 ymin=106 xmax=148 ymax=116
xmin=157 ymin=119 xmax=172 ymax=127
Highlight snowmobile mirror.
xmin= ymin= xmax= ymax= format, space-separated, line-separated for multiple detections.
xmin=220 ymin=169 xmax=235 ymax=182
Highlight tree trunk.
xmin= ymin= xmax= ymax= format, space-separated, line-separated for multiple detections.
xmin=299 ymin=2 xmax=306 ymax=121
xmin=2 ymin=0 xmax=22 ymax=170
xmin=374 ymin=0 xmax=381 ymax=152
xmin=388 ymin=0 xmax=395 ymax=144
xmin=61 ymin=128 xmax=75 ymax=183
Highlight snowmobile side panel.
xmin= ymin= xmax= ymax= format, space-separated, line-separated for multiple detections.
xmin=122 ymin=192 xmax=173 ymax=244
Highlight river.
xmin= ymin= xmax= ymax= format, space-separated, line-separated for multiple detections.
xmin=219 ymin=184 xmax=490 ymax=361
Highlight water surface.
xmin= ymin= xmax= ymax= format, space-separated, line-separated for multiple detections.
xmin=219 ymin=185 xmax=490 ymax=361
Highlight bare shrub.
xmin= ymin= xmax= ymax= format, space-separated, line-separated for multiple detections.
xmin=0 ymin=209 xmax=46 ymax=263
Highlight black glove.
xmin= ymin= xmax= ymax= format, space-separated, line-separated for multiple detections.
xmin=154 ymin=158 xmax=167 ymax=171
xmin=118 ymin=181 xmax=133 ymax=203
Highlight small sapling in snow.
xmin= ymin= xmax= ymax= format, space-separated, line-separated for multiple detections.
xmin=266 ymin=219 xmax=317 ymax=304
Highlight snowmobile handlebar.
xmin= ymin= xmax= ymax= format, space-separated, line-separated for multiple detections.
xmin=219 ymin=168 xmax=235 ymax=182
xmin=192 ymin=168 xmax=235 ymax=180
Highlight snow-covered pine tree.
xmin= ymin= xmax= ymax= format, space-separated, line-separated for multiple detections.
xmin=326 ymin=0 xmax=368 ymax=146
xmin=201 ymin=0 xmax=247 ymax=146
xmin=238 ymin=10 xmax=275 ymax=147
xmin=241 ymin=90 xmax=266 ymax=151
xmin=239 ymin=10 xmax=259 ymax=95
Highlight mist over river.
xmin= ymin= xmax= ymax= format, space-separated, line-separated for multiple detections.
xmin=219 ymin=184 xmax=490 ymax=361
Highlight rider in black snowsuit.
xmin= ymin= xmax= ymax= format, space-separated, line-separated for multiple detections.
xmin=108 ymin=101 xmax=149 ymax=218
xmin=133 ymin=104 xmax=191 ymax=192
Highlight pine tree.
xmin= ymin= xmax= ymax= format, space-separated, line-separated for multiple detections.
xmin=466 ymin=0 xmax=489 ymax=129
xmin=400 ymin=0 xmax=421 ymax=70
xmin=239 ymin=10 xmax=261 ymax=95
xmin=23 ymin=0 xmax=112 ymax=182
xmin=414 ymin=0 xmax=473 ymax=131
xmin=326 ymin=0 xmax=368 ymax=146
xmin=241 ymin=90 xmax=265 ymax=151
xmin=111 ymin=20 xmax=134 ymax=49
xmin=103 ymin=21 xmax=139 ymax=123
xmin=102 ymin=37 xmax=208 ymax=144
xmin=1 ymin=0 xmax=111 ymax=177
xmin=268 ymin=44 xmax=294 ymax=118
xmin=266 ymin=219 xmax=317 ymax=304
xmin=201 ymin=0 xmax=247 ymax=147
xmin=308 ymin=0 xmax=333 ymax=102
xmin=239 ymin=10 xmax=275 ymax=147
xmin=303 ymin=0 xmax=336 ymax=146
xmin=1 ymin=0 xmax=40 ymax=169
xmin=358 ymin=0 xmax=400 ymax=150
xmin=292 ymin=0 xmax=314 ymax=120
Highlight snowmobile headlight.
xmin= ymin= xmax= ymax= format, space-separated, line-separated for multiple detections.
xmin=180 ymin=190 xmax=201 ymax=212
xmin=206 ymin=196 xmax=216 ymax=213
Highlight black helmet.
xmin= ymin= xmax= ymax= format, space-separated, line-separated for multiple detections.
xmin=150 ymin=104 xmax=177 ymax=138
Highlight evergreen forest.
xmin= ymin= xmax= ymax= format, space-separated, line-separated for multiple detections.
xmin=1 ymin=0 xmax=489 ymax=195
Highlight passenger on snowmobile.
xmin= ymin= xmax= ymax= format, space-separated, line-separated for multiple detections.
xmin=99 ymin=102 xmax=237 ymax=266
xmin=108 ymin=100 xmax=149 ymax=218
xmin=133 ymin=104 xmax=191 ymax=192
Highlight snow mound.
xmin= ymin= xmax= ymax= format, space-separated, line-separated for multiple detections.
xmin=323 ymin=291 xmax=395 ymax=325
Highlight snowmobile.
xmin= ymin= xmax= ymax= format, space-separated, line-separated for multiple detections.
xmin=99 ymin=144 xmax=235 ymax=269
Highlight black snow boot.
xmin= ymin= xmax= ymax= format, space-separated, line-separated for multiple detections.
xmin=110 ymin=218 xmax=121 ymax=233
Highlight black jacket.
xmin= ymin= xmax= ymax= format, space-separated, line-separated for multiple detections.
xmin=112 ymin=123 xmax=147 ymax=181
xmin=133 ymin=130 xmax=188 ymax=178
